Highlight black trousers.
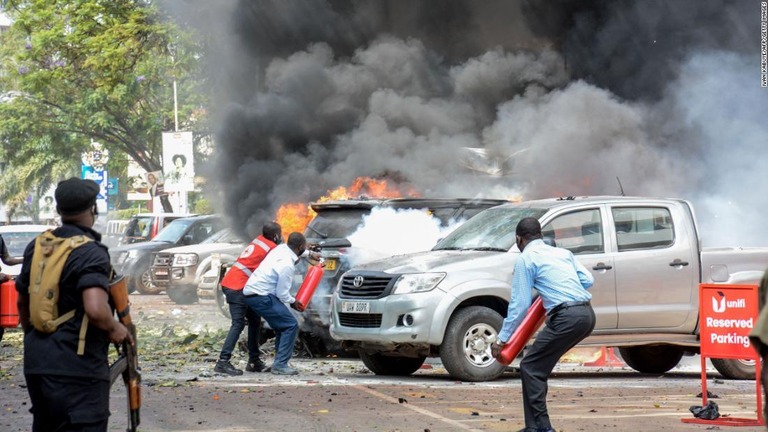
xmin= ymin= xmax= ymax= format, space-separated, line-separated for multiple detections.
xmin=520 ymin=303 xmax=596 ymax=429
xmin=25 ymin=374 xmax=110 ymax=432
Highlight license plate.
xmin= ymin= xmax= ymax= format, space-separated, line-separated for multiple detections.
xmin=324 ymin=259 xmax=337 ymax=271
xmin=341 ymin=301 xmax=370 ymax=313
xmin=154 ymin=269 xmax=168 ymax=276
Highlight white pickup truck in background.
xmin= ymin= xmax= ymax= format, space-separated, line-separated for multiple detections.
xmin=330 ymin=196 xmax=768 ymax=382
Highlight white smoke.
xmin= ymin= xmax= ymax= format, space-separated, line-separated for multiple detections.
xmin=666 ymin=52 xmax=768 ymax=247
xmin=345 ymin=207 xmax=465 ymax=267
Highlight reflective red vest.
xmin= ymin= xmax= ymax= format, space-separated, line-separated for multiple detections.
xmin=220 ymin=235 xmax=277 ymax=290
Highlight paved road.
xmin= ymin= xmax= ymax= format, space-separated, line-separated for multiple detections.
xmin=1 ymin=294 xmax=765 ymax=431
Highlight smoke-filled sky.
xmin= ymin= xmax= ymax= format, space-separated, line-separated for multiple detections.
xmin=166 ymin=0 xmax=767 ymax=247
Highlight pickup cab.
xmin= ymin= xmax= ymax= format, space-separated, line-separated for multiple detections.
xmin=330 ymin=196 xmax=768 ymax=382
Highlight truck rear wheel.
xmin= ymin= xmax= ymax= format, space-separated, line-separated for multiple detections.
xmin=619 ymin=345 xmax=683 ymax=374
xmin=359 ymin=352 xmax=426 ymax=376
xmin=711 ymin=358 xmax=758 ymax=380
xmin=440 ymin=306 xmax=506 ymax=382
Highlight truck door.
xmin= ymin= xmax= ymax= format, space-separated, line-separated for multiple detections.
xmin=542 ymin=207 xmax=617 ymax=329
xmin=610 ymin=205 xmax=697 ymax=329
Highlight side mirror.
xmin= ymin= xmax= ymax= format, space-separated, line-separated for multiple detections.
xmin=182 ymin=234 xmax=194 ymax=245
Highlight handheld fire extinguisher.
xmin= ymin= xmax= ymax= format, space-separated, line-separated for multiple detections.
xmin=0 ymin=278 xmax=19 ymax=328
xmin=496 ymin=296 xmax=546 ymax=366
xmin=294 ymin=260 xmax=325 ymax=312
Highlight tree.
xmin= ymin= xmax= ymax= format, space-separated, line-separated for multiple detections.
xmin=0 ymin=0 xmax=208 ymax=211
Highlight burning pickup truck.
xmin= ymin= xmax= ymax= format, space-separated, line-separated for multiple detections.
xmin=330 ymin=196 xmax=768 ymax=382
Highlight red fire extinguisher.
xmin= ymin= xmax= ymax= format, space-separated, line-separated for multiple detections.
xmin=0 ymin=279 xmax=19 ymax=328
xmin=497 ymin=296 xmax=546 ymax=366
xmin=294 ymin=263 xmax=324 ymax=312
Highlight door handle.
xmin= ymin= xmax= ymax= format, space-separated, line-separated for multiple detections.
xmin=669 ymin=259 xmax=689 ymax=267
xmin=592 ymin=263 xmax=613 ymax=271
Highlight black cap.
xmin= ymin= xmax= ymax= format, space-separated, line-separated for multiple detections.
xmin=55 ymin=177 xmax=99 ymax=216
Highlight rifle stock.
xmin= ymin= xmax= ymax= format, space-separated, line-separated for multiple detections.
xmin=109 ymin=275 xmax=141 ymax=432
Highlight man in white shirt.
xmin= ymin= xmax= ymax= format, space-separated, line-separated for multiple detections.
xmin=243 ymin=232 xmax=307 ymax=375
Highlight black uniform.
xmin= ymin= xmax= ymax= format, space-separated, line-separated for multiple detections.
xmin=16 ymin=223 xmax=113 ymax=431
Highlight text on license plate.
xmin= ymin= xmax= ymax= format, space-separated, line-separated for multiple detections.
xmin=324 ymin=259 xmax=336 ymax=271
xmin=341 ymin=301 xmax=370 ymax=313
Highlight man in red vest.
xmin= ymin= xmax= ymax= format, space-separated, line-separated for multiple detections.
xmin=214 ymin=222 xmax=283 ymax=376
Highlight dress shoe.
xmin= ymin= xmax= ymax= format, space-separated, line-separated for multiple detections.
xmin=214 ymin=360 xmax=243 ymax=376
xmin=246 ymin=359 xmax=267 ymax=372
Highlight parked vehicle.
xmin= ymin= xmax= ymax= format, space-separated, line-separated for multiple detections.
xmin=150 ymin=228 xmax=246 ymax=305
xmin=101 ymin=219 xmax=129 ymax=249
xmin=0 ymin=224 xmax=50 ymax=276
xmin=119 ymin=213 xmax=195 ymax=246
xmin=330 ymin=196 xmax=768 ymax=381
xmin=111 ymin=215 xmax=224 ymax=294
xmin=304 ymin=198 xmax=511 ymax=331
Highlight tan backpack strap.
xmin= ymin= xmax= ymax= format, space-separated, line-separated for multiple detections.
xmin=77 ymin=314 xmax=89 ymax=355
xmin=45 ymin=309 xmax=77 ymax=332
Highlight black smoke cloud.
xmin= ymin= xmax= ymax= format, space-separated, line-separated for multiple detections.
xmin=165 ymin=0 xmax=767 ymax=246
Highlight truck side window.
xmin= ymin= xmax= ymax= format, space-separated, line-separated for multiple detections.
xmin=612 ymin=207 xmax=674 ymax=251
xmin=542 ymin=209 xmax=603 ymax=255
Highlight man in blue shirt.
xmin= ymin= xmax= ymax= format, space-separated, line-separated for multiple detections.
xmin=243 ymin=232 xmax=307 ymax=376
xmin=492 ymin=217 xmax=595 ymax=432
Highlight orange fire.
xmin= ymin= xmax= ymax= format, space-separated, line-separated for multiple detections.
xmin=275 ymin=176 xmax=418 ymax=234
xmin=274 ymin=203 xmax=315 ymax=236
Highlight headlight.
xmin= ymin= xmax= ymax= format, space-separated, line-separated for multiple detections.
xmin=173 ymin=253 xmax=199 ymax=267
xmin=392 ymin=273 xmax=445 ymax=294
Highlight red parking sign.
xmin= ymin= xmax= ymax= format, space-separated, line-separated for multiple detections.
xmin=682 ymin=284 xmax=763 ymax=427
xmin=699 ymin=284 xmax=758 ymax=359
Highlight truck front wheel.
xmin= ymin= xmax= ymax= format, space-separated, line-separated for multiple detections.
xmin=711 ymin=358 xmax=758 ymax=380
xmin=440 ymin=306 xmax=507 ymax=382
xmin=359 ymin=352 xmax=426 ymax=376
xmin=619 ymin=345 xmax=683 ymax=374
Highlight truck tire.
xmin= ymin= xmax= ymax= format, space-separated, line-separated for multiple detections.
xmin=167 ymin=287 xmax=199 ymax=305
xmin=216 ymin=285 xmax=231 ymax=319
xmin=359 ymin=352 xmax=426 ymax=376
xmin=711 ymin=358 xmax=758 ymax=380
xmin=440 ymin=306 xmax=507 ymax=382
xmin=135 ymin=261 xmax=162 ymax=295
xmin=619 ymin=345 xmax=683 ymax=374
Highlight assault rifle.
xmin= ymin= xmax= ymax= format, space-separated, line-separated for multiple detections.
xmin=108 ymin=275 xmax=141 ymax=432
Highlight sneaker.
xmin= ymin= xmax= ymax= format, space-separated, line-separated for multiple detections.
xmin=271 ymin=365 xmax=299 ymax=376
xmin=214 ymin=360 xmax=243 ymax=376
xmin=245 ymin=359 xmax=267 ymax=372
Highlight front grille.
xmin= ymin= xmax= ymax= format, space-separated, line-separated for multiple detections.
xmin=153 ymin=253 xmax=172 ymax=267
xmin=339 ymin=273 xmax=396 ymax=298
xmin=338 ymin=313 xmax=382 ymax=328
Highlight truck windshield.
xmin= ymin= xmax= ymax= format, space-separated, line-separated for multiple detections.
xmin=152 ymin=219 xmax=194 ymax=243
xmin=304 ymin=209 xmax=371 ymax=239
xmin=433 ymin=207 xmax=547 ymax=251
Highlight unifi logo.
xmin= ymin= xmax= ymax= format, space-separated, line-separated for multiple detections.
xmin=712 ymin=291 xmax=746 ymax=313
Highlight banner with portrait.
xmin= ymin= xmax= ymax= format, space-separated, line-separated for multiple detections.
xmin=162 ymin=132 xmax=195 ymax=192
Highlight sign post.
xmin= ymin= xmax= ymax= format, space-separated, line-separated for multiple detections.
xmin=681 ymin=284 xmax=764 ymax=426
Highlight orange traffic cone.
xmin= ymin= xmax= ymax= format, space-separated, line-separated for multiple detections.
xmin=583 ymin=347 xmax=624 ymax=367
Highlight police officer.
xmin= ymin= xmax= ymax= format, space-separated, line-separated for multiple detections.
xmin=16 ymin=178 xmax=132 ymax=432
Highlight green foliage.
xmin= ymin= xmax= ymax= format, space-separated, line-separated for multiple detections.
xmin=110 ymin=208 xmax=139 ymax=220
xmin=192 ymin=196 xmax=213 ymax=215
xmin=0 ymin=0 xmax=209 ymax=215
